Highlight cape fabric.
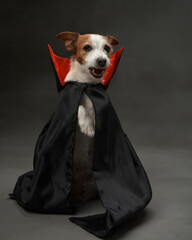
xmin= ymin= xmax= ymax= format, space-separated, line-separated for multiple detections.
xmin=9 ymin=46 xmax=152 ymax=238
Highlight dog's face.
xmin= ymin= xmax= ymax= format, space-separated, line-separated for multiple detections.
xmin=56 ymin=32 xmax=118 ymax=80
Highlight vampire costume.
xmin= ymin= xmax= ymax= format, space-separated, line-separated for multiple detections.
xmin=9 ymin=45 xmax=152 ymax=238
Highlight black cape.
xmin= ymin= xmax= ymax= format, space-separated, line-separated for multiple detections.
xmin=9 ymin=46 xmax=152 ymax=238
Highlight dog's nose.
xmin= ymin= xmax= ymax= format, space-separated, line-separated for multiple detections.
xmin=97 ymin=58 xmax=106 ymax=68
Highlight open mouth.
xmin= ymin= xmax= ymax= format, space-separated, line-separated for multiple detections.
xmin=89 ymin=68 xmax=106 ymax=78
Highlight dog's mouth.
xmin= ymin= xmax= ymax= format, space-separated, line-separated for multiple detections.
xmin=89 ymin=68 xmax=106 ymax=78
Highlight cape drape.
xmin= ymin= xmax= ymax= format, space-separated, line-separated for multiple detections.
xmin=9 ymin=45 xmax=152 ymax=238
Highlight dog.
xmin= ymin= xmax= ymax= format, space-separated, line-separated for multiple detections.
xmin=56 ymin=32 xmax=119 ymax=202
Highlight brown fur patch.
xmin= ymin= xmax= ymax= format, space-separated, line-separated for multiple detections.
xmin=57 ymin=32 xmax=118 ymax=62
xmin=75 ymin=34 xmax=92 ymax=64
xmin=102 ymin=36 xmax=114 ymax=56
xmin=72 ymin=34 xmax=117 ymax=64
xmin=56 ymin=32 xmax=79 ymax=52
xmin=105 ymin=35 xmax=119 ymax=46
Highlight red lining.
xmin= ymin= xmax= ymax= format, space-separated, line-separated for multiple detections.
xmin=48 ymin=44 xmax=124 ymax=86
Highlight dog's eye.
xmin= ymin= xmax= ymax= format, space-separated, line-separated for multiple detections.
xmin=83 ymin=45 xmax=92 ymax=52
xmin=104 ymin=45 xmax=110 ymax=53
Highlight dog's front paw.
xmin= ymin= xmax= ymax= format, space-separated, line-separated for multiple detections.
xmin=85 ymin=126 xmax=95 ymax=137
xmin=80 ymin=122 xmax=95 ymax=137
xmin=78 ymin=106 xmax=95 ymax=137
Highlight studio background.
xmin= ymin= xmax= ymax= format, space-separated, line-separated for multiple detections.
xmin=1 ymin=1 xmax=191 ymax=240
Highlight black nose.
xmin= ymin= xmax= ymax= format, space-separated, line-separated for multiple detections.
xmin=97 ymin=58 xmax=106 ymax=68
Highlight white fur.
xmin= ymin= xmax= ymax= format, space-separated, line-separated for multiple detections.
xmin=65 ymin=34 xmax=111 ymax=202
xmin=65 ymin=34 xmax=110 ymax=137
xmin=85 ymin=35 xmax=110 ymax=72
xmin=65 ymin=60 xmax=96 ymax=83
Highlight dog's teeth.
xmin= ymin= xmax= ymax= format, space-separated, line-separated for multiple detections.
xmin=89 ymin=68 xmax=105 ymax=78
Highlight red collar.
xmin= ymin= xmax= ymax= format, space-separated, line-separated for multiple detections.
xmin=48 ymin=44 xmax=124 ymax=86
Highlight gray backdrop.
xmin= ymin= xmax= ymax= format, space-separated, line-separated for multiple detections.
xmin=1 ymin=1 xmax=192 ymax=240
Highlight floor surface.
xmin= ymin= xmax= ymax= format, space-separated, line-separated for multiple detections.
xmin=1 ymin=134 xmax=192 ymax=240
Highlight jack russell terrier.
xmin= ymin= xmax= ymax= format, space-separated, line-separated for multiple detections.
xmin=56 ymin=32 xmax=119 ymax=203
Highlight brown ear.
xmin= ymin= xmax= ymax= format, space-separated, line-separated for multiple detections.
xmin=56 ymin=32 xmax=79 ymax=52
xmin=106 ymin=35 xmax=119 ymax=45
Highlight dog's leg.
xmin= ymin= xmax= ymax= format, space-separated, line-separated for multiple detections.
xmin=78 ymin=94 xmax=95 ymax=137
xmin=78 ymin=105 xmax=95 ymax=137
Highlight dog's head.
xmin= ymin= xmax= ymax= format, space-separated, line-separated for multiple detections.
xmin=56 ymin=32 xmax=118 ymax=80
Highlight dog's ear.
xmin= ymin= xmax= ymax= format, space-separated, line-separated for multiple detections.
xmin=56 ymin=32 xmax=79 ymax=52
xmin=106 ymin=35 xmax=119 ymax=45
